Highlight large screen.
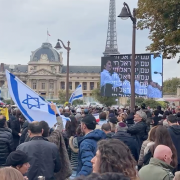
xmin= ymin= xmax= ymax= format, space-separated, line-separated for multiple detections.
xmin=101 ymin=54 xmax=163 ymax=98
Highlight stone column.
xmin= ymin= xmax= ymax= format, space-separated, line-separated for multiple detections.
xmin=87 ymin=82 xmax=90 ymax=91
xmin=72 ymin=82 xmax=75 ymax=91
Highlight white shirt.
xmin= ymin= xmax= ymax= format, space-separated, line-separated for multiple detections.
xmin=101 ymin=69 xmax=122 ymax=88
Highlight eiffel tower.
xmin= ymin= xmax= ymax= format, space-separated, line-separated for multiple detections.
xmin=103 ymin=0 xmax=120 ymax=56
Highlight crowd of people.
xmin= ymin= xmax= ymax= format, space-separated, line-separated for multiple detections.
xmin=1 ymin=103 xmax=180 ymax=180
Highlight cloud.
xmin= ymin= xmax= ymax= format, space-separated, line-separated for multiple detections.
xmin=0 ymin=0 xmax=178 ymax=80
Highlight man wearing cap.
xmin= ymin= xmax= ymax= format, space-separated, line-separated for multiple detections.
xmin=113 ymin=122 xmax=139 ymax=161
xmin=6 ymin=150 xmax=30 ymax=176
xmin=77 ymin=115 xmax=106 ymax=176
xmin=127 ymin=110 xmax=148 ymax=150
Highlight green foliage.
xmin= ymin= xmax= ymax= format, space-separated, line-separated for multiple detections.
xmin=127 ymin=97 xmax=145 ymax=106
xmin=137 ymin=0 xmax=180 ymax=58
xmin=72 ymin=100 xmax=83 ymax=106
xmin=163 ymin=77 xmax=180 ymax=94
xmin=92 ymin=82 xmax=116 ymax=107
xmin=127 ymin=97 xmax=167 ymax=108
xmin=58 ymin=89 xmax=67 ymax=104
xmin=4 ymin=99 xmax=14 ymax=105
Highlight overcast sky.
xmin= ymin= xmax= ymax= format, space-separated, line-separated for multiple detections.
xmin=0 ymin=0 xmax=179 ymax=80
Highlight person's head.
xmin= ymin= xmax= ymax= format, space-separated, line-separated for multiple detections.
xmin=0 ymin=167 xmax=24 ymax=180
xmin=74 ymin=173 xmax=130 ymax=180
xmin=154 ymin=145 xmax=172 ymax=165
xmin=91 ymin=139 xmax=137 ymax=180
xmin=0 ymin=115 xmax=6 ymax=128
xmin=109 ymin=117 xmax=118 ymax=132
xmin=59 ymin=108 xmax=63 ymax=114
xmin=141 ymin=103 xmax=146 ymax=110
xmin=103 ymin=60 xmax=112 ymax=72
xmin=65 ymin=115 xmax=78 ymax=137
xmin=154 ymin=110 xmax=159 ymax=116
xmin=116 ymin=122 xmax=128 ymax=133
xmin=134 ymin=110 xmax=147 ymax=123
xmin=39 ymin=121 xmax=50 ymax=137
xmin=157 ymin=106 xmax=162 ymax=111
xmin=16 ymin=109 xmax=21 ymax=119
xmin=19 ymin=115 xmax=25 ymax=123
xmin=6 ymin=150 xmax=30 ymax=175
xmin=99 ymin=112 xmax=106 ymax=121
xmin=167 ymin=114 xmax=178 ymax=126
xmin=101 ymin=123 xmax=111 ymax=134
xmin=147 ymin=126 xmax=157 ymax=141
xmin=81 ymin=115 xmax=96 ymax=135
xmin=28 ymin=121 xmax=43 ymax=138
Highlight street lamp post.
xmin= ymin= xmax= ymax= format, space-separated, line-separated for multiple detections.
xmin=118 ymin=2 xmax=137 ymax=112
xmin=55 ymin=39 xmax=71 ymax=102
xmin=154 ymin=71 xmax=162 ymax=76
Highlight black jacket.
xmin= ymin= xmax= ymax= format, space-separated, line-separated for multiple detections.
xmin=113 ymin=131 xmax=139 ymax=161
xmin=0 ymin=128 xmax=14 ymax=166
xmin=20 ymin=121 xmax=29 ymax=144
xmin=11 ymin=119 xmax=21 ymax=148
xmin=168 ymin=125 xmax=180 ymax=165
xmin=8 ymin=115 xmax=16 ymax=129
xmin=17 ymin=136 xmax=61 ymax=180
xmin=106 ymin=132 xmax=114 ymax=138
xmin=127 ymin=121 xmax=147 ymax=149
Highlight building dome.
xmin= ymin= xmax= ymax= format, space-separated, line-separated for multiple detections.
xmin=30 ymin=42 xmax=60 ymax=62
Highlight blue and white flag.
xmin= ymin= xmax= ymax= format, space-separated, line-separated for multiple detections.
xmin=5 ymin=70 xmax=57 ymax=127
xmin=69 ymin=84 xmax=83 ymax=104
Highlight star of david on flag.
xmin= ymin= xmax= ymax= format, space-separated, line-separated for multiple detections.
xmin=5 ymin=70 xmax=57 ymax=127
xmin=22 ymin=94 xmax=45 ymax=109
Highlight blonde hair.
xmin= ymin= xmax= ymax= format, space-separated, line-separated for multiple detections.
xmin=0 ymin=167 xmax=24 ymax=180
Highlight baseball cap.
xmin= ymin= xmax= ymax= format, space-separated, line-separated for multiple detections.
xmin=81 ymin=115 xmax=96 ymax=130
xmin=109 ymin=117 xmax=118 ymax=124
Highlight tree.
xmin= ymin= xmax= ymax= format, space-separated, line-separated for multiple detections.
xmin=163 ymin=77 xmax=180 ymax=94
xmin=58 ymin=89 xmax=66 ymax=104
xmin=137 ymin=0 xmax=180 ymax=58
xmin=127 ymin=97 xmax=146 ymax=106
xmin=92 ymin=82 xmax=116 ymax=107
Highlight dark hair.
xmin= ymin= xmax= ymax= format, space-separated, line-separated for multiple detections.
xmin=74 ymin=173 xmax=130 ymax=180
xmin=101 ymin=123 xmax=111 ymax=131
xmin=157 ymin=106 xmax=161 ymax=110
xmin=168 ymin=114 xmax=177 ymax=123
xmin=19 ymin=114 xmax=25 ymax=121
xmin=28 ymin=122 xmax=42 ymax=134
xmin=0 ymin=115 xmax=6 ymax=128
xmin=16 ymin=109 xmax=21 ymax=119
xmin=141 ymin=103 xmax=146 ymax=109
xmin=39 ymin=121 xmax=50 ymax=137
xmin=154 ymin=110 xmax=159 ymax=116
xmin=151 ymin=125 xmax=178 ymax=167
xmin=97 ymin=139 xmax=137 ymax=180
xmin=76 ymin=125 xmax=83 ymax=136
xmin=65 ymin=115 xmax=78 ymax=137
xmin=99 ymin=112 xmax=106 ymax=120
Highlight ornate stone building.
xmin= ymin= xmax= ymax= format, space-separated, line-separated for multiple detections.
xmin=0 ymin=42 xmax=101 ymax=101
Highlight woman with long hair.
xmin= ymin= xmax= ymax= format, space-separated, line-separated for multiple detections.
xmin=138 ymin=126 xmax=157 ymax=167
xmin=91 ymin=139 xmax=138 ymax=180
xmin=0 ymin=167 xmax=24 ymax=180
xmin=144 ymin=125 xmax=178 ymax=168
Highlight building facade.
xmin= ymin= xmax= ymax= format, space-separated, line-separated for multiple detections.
xmin=0 ymin=42 xmax=101 ymax=101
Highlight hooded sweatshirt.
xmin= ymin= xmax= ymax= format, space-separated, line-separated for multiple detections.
xmin=168 ymin=125 xmax=180 ymax=164
xmin=77 ymin=129 xmax=106 ymax=176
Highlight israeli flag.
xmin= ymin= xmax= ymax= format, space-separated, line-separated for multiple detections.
xmin=5 ymin=70 xmax=56 ymax=127
xmin=69 ymin=84 xmax=83 ymax=104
